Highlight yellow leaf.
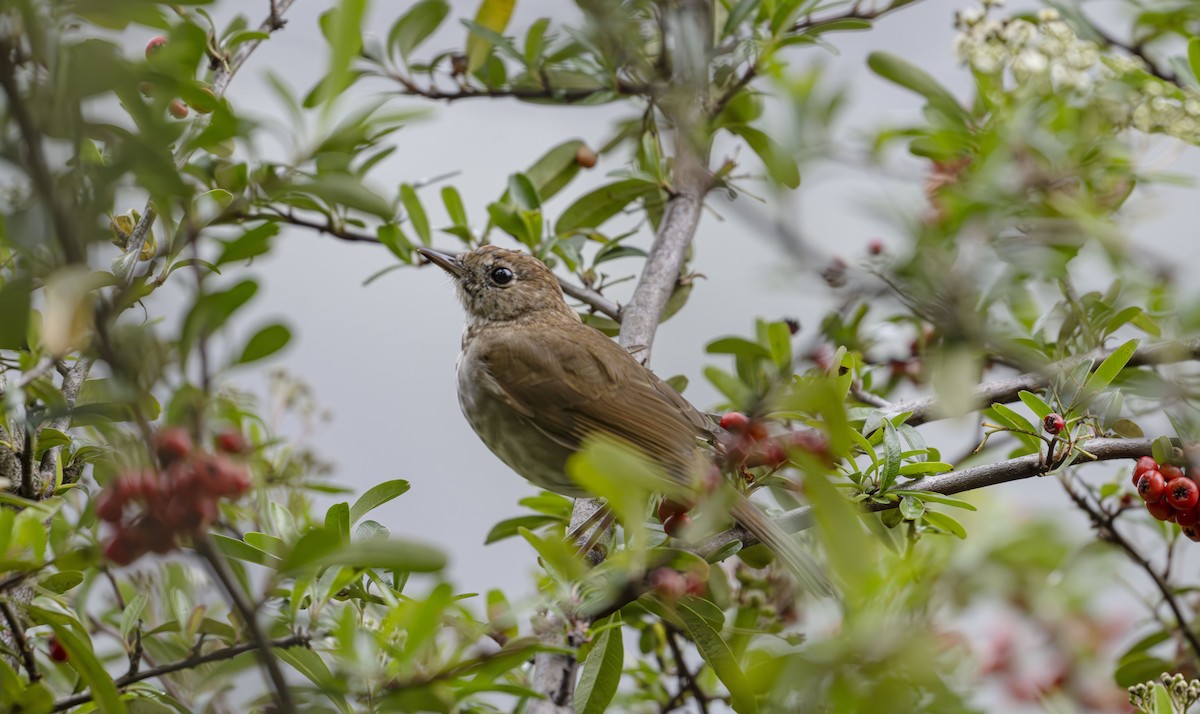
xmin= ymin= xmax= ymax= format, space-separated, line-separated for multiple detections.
xmin=466 ymin=0 xmax=515 ymax=73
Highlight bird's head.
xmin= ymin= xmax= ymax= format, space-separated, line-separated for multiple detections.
xmin=418 ymin=245 xmax=578 ymax=324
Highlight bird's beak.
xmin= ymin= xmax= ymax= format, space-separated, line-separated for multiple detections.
xmin=417 ymin=247 xmax=464 ymax=279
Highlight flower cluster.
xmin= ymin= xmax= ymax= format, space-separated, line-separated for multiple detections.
xmin=1129 ymin=673 xmax=1200 ymax=713
xmin=952 ymin=4 xmax=1200 ymax=143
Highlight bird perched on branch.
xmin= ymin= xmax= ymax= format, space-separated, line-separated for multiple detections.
xmin=418 ymin=245 xmax=830 ymax=596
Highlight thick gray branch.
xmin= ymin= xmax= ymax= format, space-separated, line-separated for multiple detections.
xmin=702 ymin=437 xmax=1156 ymax=553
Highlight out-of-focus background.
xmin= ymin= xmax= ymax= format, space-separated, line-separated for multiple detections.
xmin=142 ymin=0 xmax=1200 ymax=605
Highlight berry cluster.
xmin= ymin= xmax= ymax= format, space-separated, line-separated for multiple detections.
xmin=99 ymin=427 xmax=250 ymax=565
xmin=142 ymin=36 xmax=216 ymax=119
xmin=718 ymin=411 xmax=832 ymax=470
xmin=648 ymin=567 xmax=706 ymax=601
xmin=1132 ymin=456 xmax=1200 ymax=540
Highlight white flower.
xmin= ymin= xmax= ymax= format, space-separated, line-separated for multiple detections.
xmin=958 ymin=7 xmax=985 ymax=26
xmin=1014 ymin=49 xmax=1049 ymax=75
xmin=1036 ymin=8 xmax=1060 ymax=22
xmin=982 ymin=0 xmax=1004 ymax=7
xmin=1002 ymin=19 xmax=1036 ymax=48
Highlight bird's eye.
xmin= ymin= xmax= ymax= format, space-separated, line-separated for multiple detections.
xmin=490 ymin=267 xmax=514 ymax=285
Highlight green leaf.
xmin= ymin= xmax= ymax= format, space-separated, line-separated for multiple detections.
xmin=378 ymin=223 xmax=414 ymax=261
xmin=29 ymin=606 xmax=127 ymax=714
xmin=1017 ymin=390 xmax=1053 ymax=421
xmin=896 ymin=461 xmax=954 ymax=476
xmin=898 ymin=495 xmax=924 ymax=520
xmin=216 ymin=223 xmax=279 ymax=265
xmin=282 ymin=175 xmax=393 ymax=218
xmin=508 ymin=173 xmax=541 ymax=211
xmin=765 ymin=321 xmax=792 ymax=370
xmin=728 ymin=125 xmax=800 ymax=188
xmin=525 ymin=140 xmax=584 ymax=201
xmin=922 ymin=510 xmax=966 ymax=539
xmin=867 ymin=52 xmax=967 ymax=122
xmin=400 ymin=184 xmax=431 ymax=244
xmin=38 ymin=570 xmax=83 ymax=593
xmin=676 ymin=603 xmax=758 ymax=713
xmin=1154 ymin=683 xmax=1173 ymax=714
xmin=277 ymin=647 xmax=353 ymax=714
xmin=323 ymin=0 xmax=368 ymax=104
xmin=555 ymin=179 xmax=658 ymax=235
xmin=1084 ymin=338 xmax=1139 ymax=394
xmin=236 ymin=323 xmax=291 ymax=364
xmin=326 ymin=502 xmax=351 ymax=540
xmin=287 ymin=538 xmax=447 ymax=574
xmin=0 ymin=275 xmax=32 ymax=348
xmin=1113 ymin=653 xmax=1171 ymax=687
xmin=879 ymin=420 xmax=901 ymax=489
xmin=485 ymin=514 xmax=561 ymax=544
xmin=350 ymin=479 xmax=411 ymax=523
xmin=466 ymin=0 xmax=516 ymax=73
xmin=211 ymin=533 xmax=281 ymax=567
xmin=389 ymin=0 xmax=449 ymax=60
xmin=706 ymin=337 xmax=772 ymax=361
xmin=986 ymin=403 xmax=1041 ymax=451
xmin=519 ymin=526 xmax=588 ymax=581
xmin=722 ymin=0 xmax=763 ymax=36
xmin=888 ymin=490 xmax=977 ymax=511
xmin=575 ymin=617 xmax=623 ymax=714
xmin=442 ymin=186 xmax=468 ymax=226
xmin=121 ymin=593 xmax=149 ymax=640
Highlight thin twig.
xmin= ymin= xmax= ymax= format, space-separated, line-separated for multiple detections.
xmin=50 ymin=633 xmax=310 ymax=712
xmin=194 ymin=536 xmax=296 ymax=713
xmin=0 ymin=599 xmax=40 ymax=683
xmin=664 ymin=626 xmax=709 ymax=713
xmin=1059 ymin=479 xmax=1200 ymax=662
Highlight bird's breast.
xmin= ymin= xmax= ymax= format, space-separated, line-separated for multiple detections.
xmin=455 ymin=347 xmax=585 ymax=497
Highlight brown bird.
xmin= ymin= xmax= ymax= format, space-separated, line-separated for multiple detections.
xmin=419 ymin=245 xmax=830 ymax=596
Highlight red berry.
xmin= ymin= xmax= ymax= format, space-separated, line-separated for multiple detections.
xmin=745 ymin=440 xmax=787 ymax=467
xmin=104 ymin=530 xmax=145 ymax=566
xmin=662 ymin=512 xmax=692 ymax=537
xmin=1137 ymin=470 xmax=1165 ymax=503
xmin=575 ymin=145 xmax=598 ymax=169
xmin=1043 ymin=413 xmax=1065 ymax=435
xmin=657 ymin=498 xmax=690 ymax=523
xmin=683 ymin=571 xmax=706 ymax=596
xmin=1160 ymin=464 xmax=1185 ymax=481
xmin=1184 ymin=525 xmax=1200 ymax=543
xmin=156 ymin=428 xmax=192 ymax=465
xmin=95 ymin=491 xmax=124 ymax=522
xmin=648 ymin=568 xmax=687 ymax=601
xmin=215 ymin=429 xmax=247 ymax=454
xmin=1133 ymin=456 xmax=1158 ymax=485
xmin=719 ymin=412 xmax=750 ymax=432
xmin=48 ymin=637 xmax=68 ymax=663
xmin=867 ymin=239 xmax=884 ymax=255
xmin=167 ymin=99 xmax=189 ymax=119
xmin=1147 ymin=501 xmax=1176 ymax=522
xmin=746 ymin=421 xmax=770 ymax=443
xmin=1176 ymin=506 xmax=1200 ymax=528
xmin=1166 ymin=477 xmax=1199 ymax=511
xmin=145 ymin=36 xmax=167 ymax=57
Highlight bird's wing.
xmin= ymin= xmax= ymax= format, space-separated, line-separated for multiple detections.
xmin=472 ymin=324 xmax=710 ymax=474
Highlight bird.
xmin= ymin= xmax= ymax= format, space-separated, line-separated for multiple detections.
xmin=418 ymin=245 xmax=831 ymax=596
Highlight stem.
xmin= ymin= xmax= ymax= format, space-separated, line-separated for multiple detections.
xmin=50 ymin=633 xmax=310 ymax=712
xmin=0 ymin=599 xmax=40 ymax=683
xmin=195 ymin=536 xmax=296 ymax=713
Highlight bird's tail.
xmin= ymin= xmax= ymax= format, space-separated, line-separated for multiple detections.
xmin=730 ymin=495 xmax=833 ymax=597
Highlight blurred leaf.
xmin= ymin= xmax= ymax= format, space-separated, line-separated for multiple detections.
xmin=923 ymin=510 xmax=966 ymax=539
xmin=39 ymin=570 xmax=83 ymax=593
xmin=676 ymin=603 xmax=758 ymax=713
xmin=556 ymin=179 xmax=659 ymax=235
xmin=1084 ymin=339 xmax=1138 ymax=394
xmin=389 ymin=0 xmax=449 ymax=60
xmin=1114 ymin=654 xmax=1171 ymax=687
xmin=277 ymin=647 xmax=353 ymax=713
xmin=707 ymin=337 xmax=772 ymax=361
xmin=575 ymin=616 xmax=623 ymax=714
xmin=400 ymin=184 xmax=431 ymax=244
xmin=519 ymin=526 xmax=588 ymax=581
xmin=0 ymin=275 xmax=32 ymax=349
xmin=323 ymin=0 xmax=368 ymax=104
xmin=288 ymin=538 xmax=446 ymax=574
xmin=216 ymin=223 xmax=278 ymax=265
xmin=120 ymin=593 xmax=148 ymax=640
xmin=29 ymin=605 xmax=127 ymax=714
xmin=728 ymin=125 xmax=800 ymax=188
xmin=1190 ymin=37 xmax=1200 ymax=83
xmin=723 ymin=0 xmax=763 ymax=36
xmin=466 ymin=0 xmax=516 ymax=73
xmin=525 ymin=140 xmax=583 ymax=201
xmin=211 ymin=533 xmax=281 ymax=567
xmin=236 ymin=323 xmax=291 ymax=365
xmin=867 ymin=52 xmax=967 ymax=122
xmin=485 ymin=514 xmax=560 ymax=543
xmin=350 ymin=479 xmax=411 ymax=523
xmin=508 ymin=173 xmax=541 ymax=211
xmin=378 ymin=223 xmax=414 ymax=261
xmin=282 ymin=175 xmax=393 ymax=218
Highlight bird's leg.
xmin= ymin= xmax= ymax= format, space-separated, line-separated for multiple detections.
xmin=574 ymin=509 xmax=616 ymax=565
xmin=564 ymin=500 xmax=613 ymax=564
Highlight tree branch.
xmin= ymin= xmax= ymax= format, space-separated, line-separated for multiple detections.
xmin=50 ymin=633 xmax=310 ymax=712
xmin=0 ymin=599 xmax=39 ymax=683
xmin=233 ymin=211 xmax=624 ymax=320
xmin=1059 ymin=479 xmax=1200 ymax=663
xmin=388 ymin=72 xmax=652 ymax=104
xmin=194 ymin=535 xmax=295 ymax=713
xmin=878 ymin=338 xmax=1200 ymax=427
